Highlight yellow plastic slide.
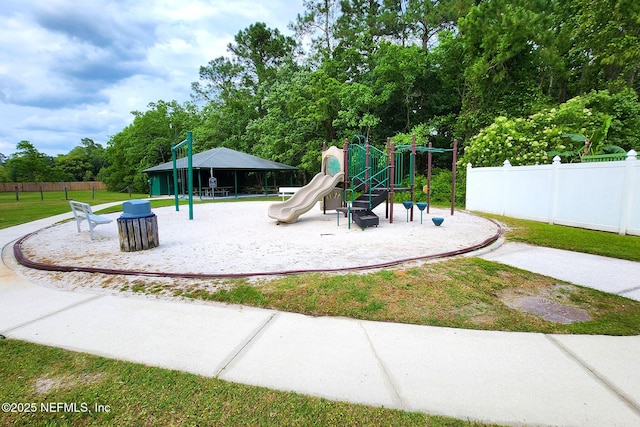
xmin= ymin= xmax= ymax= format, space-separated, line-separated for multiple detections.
xmin=268 ymin=172 xmax=344 ymax=223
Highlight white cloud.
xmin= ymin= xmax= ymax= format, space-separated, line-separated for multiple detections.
xmin=0 ymin=0 xmax=302 ymax=156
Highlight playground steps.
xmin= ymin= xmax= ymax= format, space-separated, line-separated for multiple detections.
xmin=351 ymin=189 xmax=388 ymax=229
xmin=352 ymin=189 xmax=388 ymax=210
xmin=352 ymin=210 xmax=379 ymax=228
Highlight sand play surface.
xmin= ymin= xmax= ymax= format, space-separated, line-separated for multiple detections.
xmin=14 ymin=201 xmax=501 ymax=292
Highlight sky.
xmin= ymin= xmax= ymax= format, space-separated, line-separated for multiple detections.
xmin=0 ymin=0 xmax=304 ymax=157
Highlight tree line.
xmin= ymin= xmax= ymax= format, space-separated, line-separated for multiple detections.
xmin=0 ymin=139 xmax=105 ymax=184
xmin=2 ymin=0 xmax=639 ymax=195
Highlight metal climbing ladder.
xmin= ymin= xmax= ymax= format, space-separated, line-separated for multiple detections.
xmin=344 ymin=136 xmax=404 ymax=228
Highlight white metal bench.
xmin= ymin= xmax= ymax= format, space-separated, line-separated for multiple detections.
xmin=278 ymin=187 xmax=301 ymax=200
xmin=69 ymin=200 xmax=113 ymax=240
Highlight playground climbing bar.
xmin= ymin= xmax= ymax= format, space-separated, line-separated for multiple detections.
xmin=171 ymin=131 xmax=194 ymax=220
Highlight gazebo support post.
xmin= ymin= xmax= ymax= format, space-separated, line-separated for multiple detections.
xmin=234 ymin=171 xmax=238 ymax=198
xmin=264 ymin=171 xmax=268 ymax=196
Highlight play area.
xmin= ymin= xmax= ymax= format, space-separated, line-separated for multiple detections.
xmin=268 ymin=136 xmax=459 ymax=229
xmin=14 ymin=201 xmax=499 ymax=282
xmin=166 ymin=133 xmax=459 ymax=229
xmin=13 ymin=135 xmax=500 ymax=287
xmin=266 ymin=137 xmax=459 ymax=235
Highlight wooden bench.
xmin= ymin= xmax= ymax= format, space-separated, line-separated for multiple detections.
xmin=278 ymin=187 xmax=301 ymax=200
xmin=69 ymin=200 xmax=113 ymax=240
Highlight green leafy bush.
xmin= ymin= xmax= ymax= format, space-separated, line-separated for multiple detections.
xmin=461 ymin=98 xmax=603 ymax=167
xmin=582 ymin=88 xmax=640 ymax=151
xmin=393 ymin=169 xmax=463 ymax=206
xmin=460 ymin=89 xmax=639 ymax=167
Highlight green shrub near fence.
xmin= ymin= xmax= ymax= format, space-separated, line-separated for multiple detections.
xmin=393 ymin=170 xmax=465 ymax=206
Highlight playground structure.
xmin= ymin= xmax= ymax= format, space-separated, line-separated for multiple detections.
xmin=268 ymin=146 xmax=345 ymax=223
xmin=268 ymin=135 xmax=458 ymax=228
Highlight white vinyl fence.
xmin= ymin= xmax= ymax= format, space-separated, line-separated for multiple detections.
xmin=465 ymin=150 xmax=639 ymax=236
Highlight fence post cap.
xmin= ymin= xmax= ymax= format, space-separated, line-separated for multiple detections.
xmin=552 ymin=155 xmax=562 ymax=165
xmin=627 ymin=150 xmax=637 ymax=160
xmin=466 ymin=162 xmax=473 ymax=169
xmin=503 ymin=160 xmax=512 ymax=167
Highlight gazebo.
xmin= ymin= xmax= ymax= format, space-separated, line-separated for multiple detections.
xmin=143 ymin=147 xmax=297 ymax=197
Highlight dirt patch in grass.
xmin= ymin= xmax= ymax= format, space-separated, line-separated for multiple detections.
xmin=34 ymin=372 xmax=105 ymax=395
xmin=498 ymin=284 xmax=592 ymax=324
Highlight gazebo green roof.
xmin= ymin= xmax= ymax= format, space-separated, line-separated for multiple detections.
xmin=143 ymin=147 xmax=297 ymax=172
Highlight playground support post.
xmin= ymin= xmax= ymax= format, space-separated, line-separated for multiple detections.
xmin=411 ymin=135 xmax=417 ymax=220
xmin=427 ymin=141 xmax=432 ymax=214
xmin=389 ymin=138 xmax=395 ymax=224
xmin=187 ymin=132 xmax=193 ymax=219
xmin=343 ymin=138 xmax=350 ymax=204
xmin=365 ymin=140 xmax=370 ymax=194
xmin=451 ymin=139 xmax=458 ymax=216
xmin=172 ymin=131 xmax=194 ymax=220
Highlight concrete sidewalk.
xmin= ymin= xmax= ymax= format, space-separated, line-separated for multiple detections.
xmin=2 ymin=211 xmax=640 ymax=426
xmin=479 ymin=240 xmax=640 ymax=302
